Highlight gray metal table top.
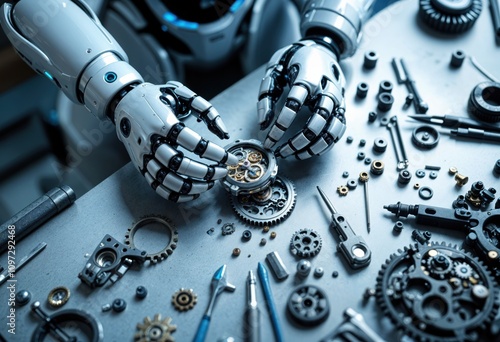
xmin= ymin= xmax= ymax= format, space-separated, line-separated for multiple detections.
xmin=1 ymin=0 xmax=499 ymax=341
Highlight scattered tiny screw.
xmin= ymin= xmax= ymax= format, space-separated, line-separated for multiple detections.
xmin=270 ymin=232 xmax=277 ymax=239
xmin=455 ymin=173 xmax=469 ymax=186
xmin=493 ymin=159 xmax=500 ymax=174
xmin=448 ymin=166 xmax=458 ymax=175
xmin=332 ymin=271 xmax=339 ymax=278
xmin=403 ymin=94 xmax=414 ymax=109
xmin=232 ymin=248 xmax=241 ymax=257
xmin=112 ymin=298 xmax=127 ymax=313
xmin=368 ymin=111 xmax=377 ymax=122
xmin=412 ymin=230 xmax=431 ymax=244
xmin=398 ymin=170 xmax=412 ymax=185
xmin=263 ymin=226 xmax=270 ymax=233
xmin=346 ymin=136 xmax=354 ymax=143
xmin=363 ymin=288 xmax=376 ymax=300
xmin=373 ymin=137 xmax=387 ymax=153
xmin=364 ymin=157 xmax=372 ymax=165
xmin=297 ymin=260 xmax=312 ymax=277
xmin=356 ymin=82 xmax=369 ymax=98
xmin=260 ymin=238 xmax=267 ymax=246
xmin=347 ymin=179 xmax=358 ymax=190
xmin=357 ymin=152 xmax=365 ymax=160
xmin=313 ymin=267 xmax=324 ymax=278
xmin=450 ymin=50 xmax=465 ymax=68
xmin=364 ymin=51 xmax=378 ymax=69
xmin=15 ymin=290 xmax=31 ymax=306
xmin=136 ymin=286 xmax=148 ymax=299
xmin=102 ymin=303 xmax=112 ymax=312
xmin=217 ymin=218 xmax=222 ymax=225
xmin=393 ymin=221 xmax=404 ymax=233
xmin=414 ymin=183 xmax=421 ymax=189
xmin=359 ymin=139 xmax=366 ymax=147
xmin=242 ymin=230 xmax=252 ymax=241
xmin=342 ymin=171 xmax=349 ymax=178
xmin=207 ymin=227 xmax=215 ymax=236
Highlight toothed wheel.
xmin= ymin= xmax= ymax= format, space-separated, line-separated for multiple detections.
xmin=172 ymin=288 xmax=197 ymax=311
xmin=290 ymin=228 xmax=322 ymax=258
xmin=134 ymin=314 xmax=177 ymax=342
xmin=375 ymin=242 xmax=499 ymax=342
xmin=221 ymin=223 xmax=236 ymax=235
xmin=230 ymin=176 xmax=296 ymax=226
xmin=419 ymin=0 xmax=482 ymax=34
xmin=453 ymin=262 xmax=473 ymax=279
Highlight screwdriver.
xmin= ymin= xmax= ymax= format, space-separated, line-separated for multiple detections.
xmin=245 ymin=270 xmax=260 ymax=342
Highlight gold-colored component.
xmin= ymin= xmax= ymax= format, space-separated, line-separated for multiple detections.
xmin=134 ymin=314 xmax=177 ymax=341
xmin=414 ymin=183 xmax=421 ymax=189
xmin=370 ymin=160 xmax=385 ymax=175
xmin=263 ymin=226 xmax=270 ymax=233
xmin=448 ymin=166 xmax=458 ymax=175
xmin=47 ymin=286 xmax=70 ymax=308
xmin=359 ymin=171 xmax=369 ymax=182
xmin=232 ymin=248 xmax=241 ymax=257
xmin=454 ymin=173 xmax=469 ymax=186
xmin=172 ymin=289 xmax=197 ymax=312
xmin=337 ymin=185 xmax=349 ymax=196
xmin=488 ymin=251 xmax=499 ymax=259
xmin=270 ymin=232 xmax=277 ymax=239
xmin=465 ymin=193 xmax=482 ymax=207
xmin=469 ymin=277 xmax=479 ymax=285
xmin=248 ymin=152 xmax=263 ymax=163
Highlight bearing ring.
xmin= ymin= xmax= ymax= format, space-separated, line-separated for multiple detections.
xmin=370 ymin=160 xmax=384 ymax=175
xmin=418 ymin=186 xmax=434 ymax=200
xmin=47 ymin=286 xmax=70 ymax=308
xmin=412 ymin=125 xmax=440 ymax=149
xmin=468 ymin=82 xmax=500 ymax=122
xmin=125 ymin=216 xmax=178 ymax=264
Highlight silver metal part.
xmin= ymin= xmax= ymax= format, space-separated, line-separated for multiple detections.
xmin=296 ymin=260 xmax=312 ymax=277
xmin=290 ymin=228 xmax=323 ymax=258
xmin=0 ymin=242 xmax=47 ymax=285
xmin=231 ymin=176 xmax=296 ymax=226
xmin=320 ymin=308 xmax=385 ymax=342
xmin=301 ymin=0 xmax=374 ymax=58
xmin=386 ymin=116 xmax=409 ymax=170
xmin=266 ymin=251 xmax=290 ymax=280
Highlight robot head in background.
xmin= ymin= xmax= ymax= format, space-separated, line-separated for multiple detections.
xmin=143 ymin=0 xmax=254 ymax=69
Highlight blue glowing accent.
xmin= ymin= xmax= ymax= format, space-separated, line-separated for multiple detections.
xmin=163 ymin=11 xmax=199 ymax=30
xmin=104 ymin=72 xmax=117 ymax=83
xmin=214 ymin=265 xmax=226 ymax=280
xmin=44 ymin=71 xmax=54 ymax=80
xmin=230 ymin=0 xmax=244 ymax=12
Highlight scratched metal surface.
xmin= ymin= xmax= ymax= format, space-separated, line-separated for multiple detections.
xmin=1 ymin=0 xmax=499 ymax=341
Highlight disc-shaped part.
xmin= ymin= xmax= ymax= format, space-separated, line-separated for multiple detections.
xmin=287 ymin=285 xmax=330 ymax=326
xmin=290 ymin=228 xmax=322 ymax=258
xmin=412 ymin=125 xmax=440 ymax=149
xmin=468 ymin=82 xmax=500 ymax=122
xmin=419 ymin=0 xmax=482 ymax=33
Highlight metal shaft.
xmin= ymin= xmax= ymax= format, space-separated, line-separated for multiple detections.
xmin=0 ymin=185 xmax=76 ymax=253
xmin=363 ymin=182 xmax=370 ymax=233
xmin=245 ymin=270 xmax=260 ymax=342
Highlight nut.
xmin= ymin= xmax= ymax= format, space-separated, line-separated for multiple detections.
xmin=359 ymin=172 xmax=369 ymax=182
xmin=448 ymin=166 xmax=458 ymax=175
xmin=232 ymin=248 xmax=241 ymax=257
xmin=263 ymin=226 xmax=270 ymax=233
xmin=270 ymin=232 xmax=277 ymax=239
xmin=337 ymin=185 xmax=349 ymax=196
xmin=454 ymin=173 xmax=469 ymax=186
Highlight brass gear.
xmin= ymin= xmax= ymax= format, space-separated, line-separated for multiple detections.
xmin=172 ymin=288 xmax=198 ymax=311
xmin=134 ymin=314 xmax=176 ymax=342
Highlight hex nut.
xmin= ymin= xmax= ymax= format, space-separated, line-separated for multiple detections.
xmin=370 ymin=160 xmax=384 ymax=175
xmin=112 ymin=298 xmax=127 ymax=313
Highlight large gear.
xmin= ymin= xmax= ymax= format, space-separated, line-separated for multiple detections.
xmin=419 ymin=0 xmax=482 ymax=34
xmin=125 ymin=216 xmax=178 ymax=264
xmin=290 ymin=228 xmax=322 ymax=258
xmin=134 ymin=314 xmax=177 ymax=342
xmin=375 ymin=242 xmax=499 ymax=342
xmin=230 ymin=176 xmax=296 ymax=226
xmin=172 ymin=288 xmax=197 ymax=311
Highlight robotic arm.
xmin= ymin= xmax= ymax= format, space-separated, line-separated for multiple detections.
xmin=1 ymin=0 xmax=237 ymax=202
xmin=258 ymin=0 xmax=374 ymax=159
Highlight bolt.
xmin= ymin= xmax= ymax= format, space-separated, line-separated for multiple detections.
xmin=359 ymin=172 xmax=371 ymax=233
xmin=270 ymin=232 xmax=277 ymax=239
xmin=455 ymin=173 xmax=469 ymax=186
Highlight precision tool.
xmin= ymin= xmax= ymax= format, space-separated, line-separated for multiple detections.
xmin=391 ymin=58 xmax=429 ymax=114
xmin=257 ymin=262 xmax=283 ymax=342
xmin=245 ymin=270 xmax=260 ymax=342
xmin=408 ymin=114 xmax=500 ymax=133
xmin=387 ymin=116 xmax=409 ymax=170
xmin=320 ymin=308 xmax=385 ymax=342
xmin=193 ymin=265 xmax=235 ymax=342
xmin=450 ymin=127 xmax=500 ymax=143
xmin=317 ymin=187 xmax=371 ymax=269
xmin=490 ymin=0 xmax=500 ymax=40
xmin=0 ymin=242 xmax=47 ymax=285
xmin=359 ymin=172 xmax=372 ymax=234
xmin=0 ymin=185 xmax=76 ymax=253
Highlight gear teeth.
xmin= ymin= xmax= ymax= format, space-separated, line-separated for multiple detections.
xmin=172 ymin=288 xmax=197 ymax=311
xmin=290 ymin=228 xmax=322 ymax=258
xmin=134 ymin=313 xmax=176 ymax=342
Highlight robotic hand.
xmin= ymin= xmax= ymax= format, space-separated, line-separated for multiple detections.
xmin=1 ymin=0 xmax=237 ymax=202
xmin=257 ymin=39 xmax=346 ymax=160
xmin=258 ymin=0 xmax=374 ymax=159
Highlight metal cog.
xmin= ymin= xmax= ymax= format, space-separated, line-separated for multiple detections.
xmin=221 ymin=223 xmax=236 ymax=235
xmin=172 ymin=288 xmax=197 ymax=311
xmin=453 ymin=261 xmax=473 ymax=279
xmin=290 ymin=228 xmax=322 ymax=258
xmin=125 ymin=215 xmax=178 ymax=264
xmin=419 ymin=0 xmax=482 ymax=34
xmin=230 ymin=176 xmax=296 ymax=226
xmin=375 ymin=242 xmax=499 ymax=342
xmin=134 ymin=313 xmax=177 ymax=342
xmin=422 ymin=252 xmax=454 ymax=279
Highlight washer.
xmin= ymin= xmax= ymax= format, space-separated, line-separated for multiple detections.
xmin=418 ymin=186 xmax=434 ymax=200
xmin=412 ymin=125 xmax=440 ymax=149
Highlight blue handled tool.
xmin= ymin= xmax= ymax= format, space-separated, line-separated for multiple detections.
xmin=193 ymin=265 xmax=235 ymax=342
xmin=257 ymin=262 xmax=283 ymax=342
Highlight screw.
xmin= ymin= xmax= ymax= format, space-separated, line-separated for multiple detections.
xmin=232 ymin=248 xmax=241 ymax=257
xmin=454 ymin=173 xmax=469 ymax=186
xmin=359 ymin=172 xmax=371 ymax=233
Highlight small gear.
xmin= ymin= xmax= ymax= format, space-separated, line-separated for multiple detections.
xmin=230 ymin=176 xmax=296 ymax=226
xmin=290 ymin=228 xmax=322 ymax=258
xmin=172 ymin=288 xmax=197 ymax=311
xmin=453 ymin=261 xmax=473 ymax=279
xmin=221 ymin=223 xmax=236 ymax=235
xmin=134 ymin=314 xmax=176 ymax=342
xmin=375 ymin=242 xmax=499 ymax=342
xmin=419 ymin=0 xmax=482 ymax=34
xmin=125 ymin=216 xmax=178 ymax=264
